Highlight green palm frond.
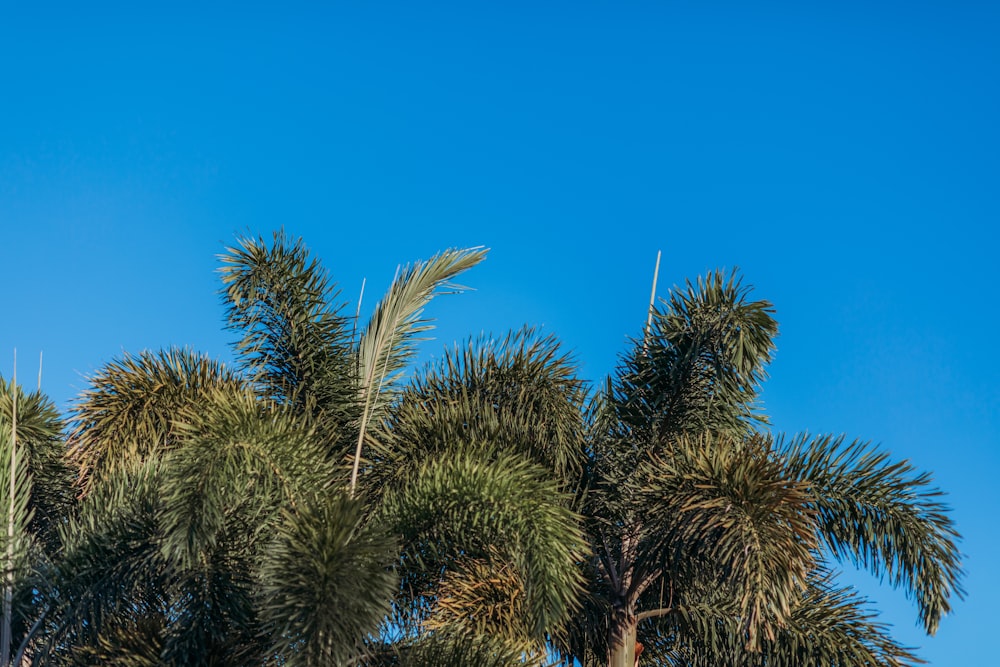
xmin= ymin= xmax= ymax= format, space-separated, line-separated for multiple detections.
xmin=380 ymin=451 xmax=585 ymax=642
xmin=637 ymin=433 xmax=816 ymax=649
xmin=157 ymin=389 xmax=332 ymax=569
xmin=69 ymin=348 xmax=244 ymax=490
xmin=381 ymin=329 xmax=587 ymax=486
xmin=612 ymin=270 xmax=777 ymax=440
xmin=258 ymin=491 xmax=398 ymax=666
xmin=351 ymin=247 xmax=487 ymax=493
xmin=0 ymin=379 xmax=72 ymax=550
xmin=661 ymin=568 xmax=921 ymax=667
xmin=356 ymin=246 xmax=487 ymax=414
xmin=219 ymin=230 xmax=357 ymax=444
xmin=778 ymin=433 xmax=964 ymax=634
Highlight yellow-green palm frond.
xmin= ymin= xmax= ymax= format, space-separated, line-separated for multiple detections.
xmin=69 ymin=348 xmax=244 ymax=491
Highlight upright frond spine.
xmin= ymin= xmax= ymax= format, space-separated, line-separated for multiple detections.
xmin=1 ymin=351 xmax=16 ymax=665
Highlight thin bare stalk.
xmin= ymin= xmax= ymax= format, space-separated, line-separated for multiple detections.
xmin=349 ymin=325 xmax=395 ymax=496
xmin=351 ymin=278 xmax=366 ymax=349
xmin=2 ymin=351 xmax=17 ymax=665
xmin=643 ymin=250 xmax=662 ymax=348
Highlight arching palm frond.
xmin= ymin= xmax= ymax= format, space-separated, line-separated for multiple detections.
xmin=355 ymin=246 xmax=487 ymax=420
xmin=380 ymin=451 xmax=586 ymax=647
xmin=611 ymin=270 xmax=777 ymax=441
xmin=656 ymin=568 xmax=920 ymax=667
xmin=157 ymin=388 xmax=331 ymax=569
xmin=220 ymin=230 xmax=357 ymax=447
xmin=379 ymin=329 xmax=587 ymax=489
xmin=423 ymin=553 xmax=533 ymax=650
xmin=69 ymin=348 xmax=244 ymax=490
xmin=777 ymin=433 xmax=965 ymax=634
xmin=350 ymin=247 xmax=487 ymax=492
xmin=636 ymin=433 xmax=817 ymax=650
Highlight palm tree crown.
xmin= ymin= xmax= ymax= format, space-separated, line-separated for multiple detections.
xmin=562 ymin=271 xmax=963 ymax=667
xmin=0 ymin=235 xmax=961 ymax=667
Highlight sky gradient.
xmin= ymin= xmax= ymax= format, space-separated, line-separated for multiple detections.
xmin=2 ymin=2 xmax=997 ymax=663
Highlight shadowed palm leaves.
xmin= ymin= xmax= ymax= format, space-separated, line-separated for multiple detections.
xmin=258 ymin=494 xmax=398 ymax=665
xmin=219 ymin=234 xmax=357 ymax=451
xmin=563 ymin=271 xmax=963 ymax=667
xmin=663 ymin=568 xmax=921 ymax=667
xmin=379 ymin=451 xmax=585 ymax=657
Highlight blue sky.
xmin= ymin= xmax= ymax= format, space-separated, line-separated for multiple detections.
xmin=2 ymin=2 xmax=997 ymax=663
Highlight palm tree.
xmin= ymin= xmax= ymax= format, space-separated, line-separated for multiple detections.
xmin=44 ymin=234 xmax=964 ymax=666
xmin=0 ymin=375 xmax=76 ymax=665
xmin=557 ymin=271 xmax=963 ymax=667
xmin=51 ymin=232 xmax=587 ymax=665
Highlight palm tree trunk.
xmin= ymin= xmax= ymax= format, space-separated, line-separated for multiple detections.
xmin=609 ymin=613 xmax=637 ymax=667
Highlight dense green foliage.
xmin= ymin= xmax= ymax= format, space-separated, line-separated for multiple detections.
xmin=0 ymin=232 xmax=963 ymax=666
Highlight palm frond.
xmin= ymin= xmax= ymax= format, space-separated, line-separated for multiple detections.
xmin=637 ymin=433 xmax=816 ymax=649
xmin=380 ymin=451 xmax=585 ymax=642
xmin=0 ymin=379 xmax=72 ymax=551
xmin=258 ymin=491 xmax=398 ymax=666
xmin=356 ymin=246 xmax=487 ymax=413
xmin=69 ymin=348 xmax=244 ymax=490
xmin=351 ymin=247 xmax=486 ymax=492
xmin=380 ymin=329 xmax=587 ymax=487
xmin=660 ymin=568 xmax=921 ymax=667
xmin=424 ymin=551 xmax=539 ymax=654
xmin=219 ymin=230 xmax=357 ymax=445
xmin=157 ymin=389 xmax=331 ymax=569
xmin=612 ymin=269 xmax=777 ymax=441
xmin=778 ymin=433 xmax=965 ymax=634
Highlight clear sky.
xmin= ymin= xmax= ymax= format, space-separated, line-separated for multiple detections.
xmin=2 ymin=2 xmax=997 ymax=663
